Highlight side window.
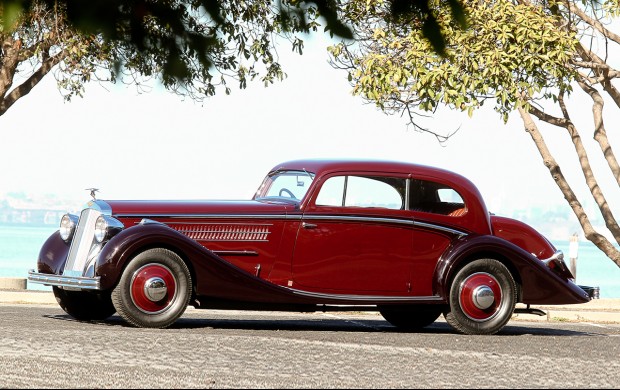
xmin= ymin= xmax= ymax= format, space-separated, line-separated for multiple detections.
xmin=315 ymin=175 xmax=405 ymax=210
xmin=315 ymin=176 xmax=345 ymax=206
xmin=409 ymin=179 xmax=467 ymax=217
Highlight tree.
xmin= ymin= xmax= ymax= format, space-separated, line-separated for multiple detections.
xmin=0 ymin=0 xmax=350 ymax=118
xmin=329 ymin=0 xmax=620 ymax=267
xmin=1 ymin=0 xmax=468 ymax=120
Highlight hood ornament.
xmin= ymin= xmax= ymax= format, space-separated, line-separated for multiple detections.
xmin=86 ymin=188 xmax=99 ymax=201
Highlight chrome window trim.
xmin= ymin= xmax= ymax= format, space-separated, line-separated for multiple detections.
xmin=405 ymin=178 xmax=411 ymax=211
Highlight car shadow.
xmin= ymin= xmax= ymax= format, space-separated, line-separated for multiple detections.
xmin=44 ymin=313 xmax=603 ymax=337
xmin=172 ymin=317 xmax=600 ymax=337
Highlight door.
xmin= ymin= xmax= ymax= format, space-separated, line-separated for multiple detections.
xmin=292 ymin=174 xmax=413 ymax=293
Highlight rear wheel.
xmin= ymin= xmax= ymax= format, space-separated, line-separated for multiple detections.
xmin=379 ymin=305 xmax=444 ymax=330
xmin=112 ymin=248 xmax=191 ymax=328
xmin=53 ymin=287 xmax=116 ymax=321
xmin=443 ymin=258 xmax=517 ymax=335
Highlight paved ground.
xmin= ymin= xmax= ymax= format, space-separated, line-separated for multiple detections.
xmin=1 ymin=288 xmax=619 ymax=324
xmin=1 ymin=304 xmax=619 ymax=388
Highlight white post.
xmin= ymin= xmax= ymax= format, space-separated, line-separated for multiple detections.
xmin=568 ymin=233 xmax=579 ymax=280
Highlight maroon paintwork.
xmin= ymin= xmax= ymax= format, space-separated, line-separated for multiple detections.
xmin=36 ymin=159 xmax=589 ymax=312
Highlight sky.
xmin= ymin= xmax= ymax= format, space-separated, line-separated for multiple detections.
xmin=1 ymin=31 xmax=619 ymax=236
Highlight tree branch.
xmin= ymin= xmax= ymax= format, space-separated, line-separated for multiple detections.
xmin=518 ymin=105 xmax=620 ymax=266
xmin=575 ymin=42 xmax=620 ymax=107
xmin=0 ymin=37 xmax=22 ymax=99
xmin=0 ymin=49 xmax=66 ymax=116
xmin=529 ymin=93 xmax=620 ymax=244
xmin=567 ymin=1 xmax=620 ymax=45
xmin=577 ymin=80 xmax=620 ymax=187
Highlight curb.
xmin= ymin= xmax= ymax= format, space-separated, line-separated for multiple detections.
xmin=513 ymin=300 xmax=620 ymax=324
xmin=0 ymin=290 xmax=57 ymax=305
xmin=1 ymin=289 xmax=619 ymax=324
xmin=0 ymin=278 xmax=27 ymax=290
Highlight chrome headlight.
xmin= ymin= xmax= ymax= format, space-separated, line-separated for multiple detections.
xmin=94 ymin=215 xmax=124 ymax=243
xmin=59 ymin=213 xmax=79 ymax=241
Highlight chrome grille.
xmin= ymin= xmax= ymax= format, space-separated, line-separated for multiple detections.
xmin=63 ymin=208 xmax=101 ymax=277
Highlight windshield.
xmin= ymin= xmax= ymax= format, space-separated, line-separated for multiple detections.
xmin=254 ymin=170 xmax=315 ymax=202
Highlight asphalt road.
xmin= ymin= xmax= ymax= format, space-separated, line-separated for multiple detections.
xmin=1 ymin=305 xmax=619 ymax=388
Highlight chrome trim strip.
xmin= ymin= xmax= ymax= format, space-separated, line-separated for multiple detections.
xmin=169 ymin=222 xmax=274 ymax=226
xmin=117 ymin=214 xmax=302 ymax=220
xmin=413 ymin=221 xmax=468 ymax=236
xmin=118 ymin=213 xmax=468 ymax=236
xmin=302 ymin=215 xmax=413 ymax=226
xmin=303 ymin=215 xmax=469 ymax=236
xmin=286 ymin=287 xmax=444 ymax=302
xmin=213 ymin=250 xmax=259 ymax=256
xmin=28 ymin=270 xmax=101 ymax=290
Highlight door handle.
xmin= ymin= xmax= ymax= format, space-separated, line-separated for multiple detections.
xmin=302 ymin=222 xmax=317 ymax=229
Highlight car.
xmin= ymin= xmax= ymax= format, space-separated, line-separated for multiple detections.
xmin=28 ymin=159 xmax=590 ymax=335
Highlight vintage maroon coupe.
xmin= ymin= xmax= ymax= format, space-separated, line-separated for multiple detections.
xmin=29 ymin=159 xmax=590 ymax=335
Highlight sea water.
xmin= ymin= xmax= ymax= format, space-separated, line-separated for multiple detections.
xmin=1 ymin=224 xmax=619 ymax=297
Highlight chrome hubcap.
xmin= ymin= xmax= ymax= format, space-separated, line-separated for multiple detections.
xmin=130 ymin=263 xmax=177 ymax=314
xmin=472 ymin=285 xmax=495 ymax=310
xmin=144 ymin=277 xmax=167 ymax=302
xmin=459 ymin=272 xmax=503 ymax=322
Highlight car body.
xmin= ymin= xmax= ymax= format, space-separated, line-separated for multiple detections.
xmin=29 ymin=159 xmax=590 ymax=334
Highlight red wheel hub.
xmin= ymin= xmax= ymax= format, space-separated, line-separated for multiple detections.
xmin=459 ymin=272 xmax=502 ymax=321
xmin=130 ymin=264 xmax=177 ymax=314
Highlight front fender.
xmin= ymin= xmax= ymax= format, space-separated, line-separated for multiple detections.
xmin=95 ymin=222 xmax=212 ymax=291
xmin=36 ymin=231 xmax=70 ymax=275
xmin=434 ymin=235 xmax=590 ymax=305
xmin=94 ymin=222 xmax=321 ymax=304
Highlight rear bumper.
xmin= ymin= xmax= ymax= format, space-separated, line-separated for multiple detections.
xmin=578 ymin=285 xmax=600 ymax=300
xmin=28 ymin=270 xmax=101 ymax=290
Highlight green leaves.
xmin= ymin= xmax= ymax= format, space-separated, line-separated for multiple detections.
xmin=331 ymin=0 xmax=578 ymax=123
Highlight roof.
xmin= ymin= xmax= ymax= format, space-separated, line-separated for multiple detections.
xmin=270 ymin=158 xmax=468 ymax=182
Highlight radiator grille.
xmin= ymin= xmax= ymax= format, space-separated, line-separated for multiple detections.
xmin=63 ymin=208 xmax=101 ymax=277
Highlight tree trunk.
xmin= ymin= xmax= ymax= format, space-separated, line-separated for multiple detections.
xmin=518 ymin=105 xmax=620 ymax=267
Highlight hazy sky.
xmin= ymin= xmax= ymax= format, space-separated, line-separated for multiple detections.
xmin=1 ymin=32 xmax=618 ymax=225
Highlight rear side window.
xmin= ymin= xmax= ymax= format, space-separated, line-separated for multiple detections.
xmin=316 ymin=175 xmax=405 ymax=210
xmin=409 ymin=179 xmax=467 ymax=217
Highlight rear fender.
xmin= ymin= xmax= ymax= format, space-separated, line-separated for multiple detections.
xmin=434 ymin=235 xmax=590 ymax=305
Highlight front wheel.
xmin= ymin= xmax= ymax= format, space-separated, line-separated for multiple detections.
xmin=112 ymin=248 xmax=192 ymax=328
xmin=53 ymin=287 xmax=116 ymax=321
xmin=443 ymin=258 xmax=517 ymax=335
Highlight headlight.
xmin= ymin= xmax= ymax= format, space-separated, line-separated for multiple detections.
xmin=94 ymin=215 xmax=124 ymax=243
xmin=59 ymin=213 xmax=78 ymax=241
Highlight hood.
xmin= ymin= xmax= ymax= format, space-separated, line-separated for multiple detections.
xmin=92 ymin=199 xmax=296 ymax=218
